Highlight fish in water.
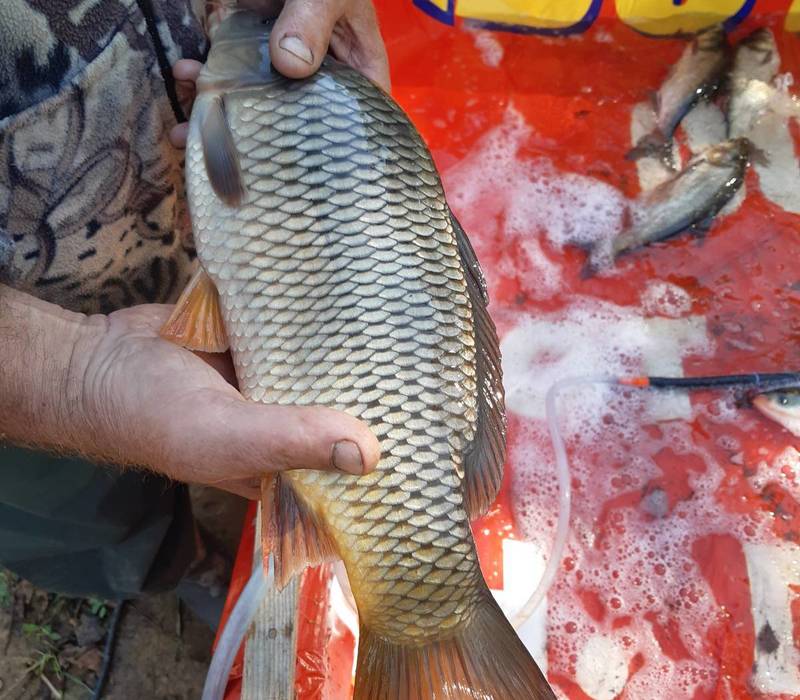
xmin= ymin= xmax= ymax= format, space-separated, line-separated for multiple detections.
xmin=584 ymin=138 xmax=750 ymax=273
xmin=628 ymin=25 xmax=730 ymax=163
xmin=752 ymin=389 xmax=800 ymax=437
xmin=729 ymin=28 xmax=783 ymax=138
xmin=162 ymin=9 xmax=555 ymax=700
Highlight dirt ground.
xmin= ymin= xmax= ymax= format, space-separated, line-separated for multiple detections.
xmin=0 ymin=487 xmax=247 ymax=700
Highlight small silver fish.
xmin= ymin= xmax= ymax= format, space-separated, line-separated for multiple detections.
xmin=753 ymin=389 xmax=800 ymax=437
xmin=729 ymin=28 xmax=782 ymax=138
xmin=628 ymin=25 xmax=730 ymax=162
xmin=586 ymin=138 xmax=750 ymax=272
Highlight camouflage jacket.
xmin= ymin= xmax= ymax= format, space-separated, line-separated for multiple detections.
xmin=0 ymin=0 xmax=208 ymax=313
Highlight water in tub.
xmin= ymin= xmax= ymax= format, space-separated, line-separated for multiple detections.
xmin=297 ymin=10 xmax=800 ymax=699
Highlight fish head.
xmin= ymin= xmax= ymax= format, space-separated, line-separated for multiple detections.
xmin=734 ymin=28 xmax=780 ymax=83
xmin=198 ymin=9 xmax=280 ymax=92
xmin=738 ymin=28 xmax=779 ymax=66
xmin=753 ymin=389 xmax=800 ymax=437
xmin=694 ymin=24 xmax=728 ymax=53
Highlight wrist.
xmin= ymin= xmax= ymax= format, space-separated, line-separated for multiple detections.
xmin=0 ymin=284 xmax=105 ymax=453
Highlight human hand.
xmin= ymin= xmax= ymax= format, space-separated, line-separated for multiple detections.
xmin=0 ymin=287 xmax=379 ymax=500
xmin=170 ymin=0 xmax=390 ymax=148
xmin=77 ymin=304 xmax=381 ymax=498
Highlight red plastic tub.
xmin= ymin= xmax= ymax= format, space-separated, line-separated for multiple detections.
xmin=218 ymin=2 xmax=800 ymax=698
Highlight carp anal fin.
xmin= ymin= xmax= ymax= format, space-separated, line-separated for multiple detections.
xmin=160 ymin=267 xmax=229 ymax=352
xmin=200 ymin=95 xmax=246 ymax=207
xmin=261 ymin=475 xmax=340 ymax=590
xmin=451 ymin=211 xmax=507 ymax=520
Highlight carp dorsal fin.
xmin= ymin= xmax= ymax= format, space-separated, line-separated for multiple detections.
xmin=261 ymin=475 xmax=340 ymax=590
xmin=451 ymin=211 xmax=507 ymax=520
xmin=200 ymin=94 xmax=246 ymax=207
xmin=159 ymin=267 xmax=230 ymax=353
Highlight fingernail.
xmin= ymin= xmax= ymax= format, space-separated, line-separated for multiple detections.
xmin=331 ymin=440 xmax=364 ymax=475
xmin=278 ymin=35 xmax=313 ymax=65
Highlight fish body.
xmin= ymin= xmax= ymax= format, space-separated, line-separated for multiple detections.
xmin=753 ymin=390 xmax=800 ymax=437
xmin=628 ymin=25 xmax=729 ymax=162
xmin=587 ymin=138 xmax=750 ymax=272
xmin=177 ymin=9 xmax=554 ymax=699
xmin=729 ymin=28 xmax=781 ymax=138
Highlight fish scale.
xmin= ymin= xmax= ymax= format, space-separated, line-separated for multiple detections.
xmin=188 ymin=67 xmax=482 ymax=642
xmin=175 ymin=10 xmax=555 ymax=698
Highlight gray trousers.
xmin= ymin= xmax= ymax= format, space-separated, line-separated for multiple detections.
xmin=0 ymin=445 xmax=196 ymax=600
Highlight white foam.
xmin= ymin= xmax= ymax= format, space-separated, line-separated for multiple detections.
xmin=681 ymin=101 xmax=728 ymax=153
xmin=640 ymin=281 xmax=692 ymax=318
xmin=443 ymin=107 xmax=626 ymax=298
xmin=576 ymin=635 xmax=629 ymax=699
xmin=470 ymin=29 xmax=504 ymax=68
xmin=500 ymin=299 xmax=710 ymax=426
xmin=750 ymin=107 xmax=800 ymax=214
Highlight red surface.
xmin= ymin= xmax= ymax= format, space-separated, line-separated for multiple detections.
xmin=220 ymin=2 xmax=800 ymax=698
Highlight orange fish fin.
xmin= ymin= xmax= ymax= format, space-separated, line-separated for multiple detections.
xmin=451 ymin=212 xmax=507 ymax=520
xmin=200 ymin=94 xmax=246 ymax=207
xmin=159 ymin=267 xmax=229 ymax=353
xmin=260 ymin=475 xmax=339 ymax=590
xmin=354 ymin=591 xmax=556 ymax=700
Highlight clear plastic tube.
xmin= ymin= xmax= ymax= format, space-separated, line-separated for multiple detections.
xmin=511 ymin=376 xmax=613 ymax=629
xmin=202 ymin=560 xmax=268 ymax=700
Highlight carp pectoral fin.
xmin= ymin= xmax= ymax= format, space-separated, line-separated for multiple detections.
xmin=200 ymin=95 xmax=246 ymax=207
xmin=260 ymin=475 xmax=339 ymax=590
xmin=451 ymin=212 xmax=506 ymax=520
xmin=159 ymin=267 xmax=229 ymax=352
xmin=353 ymin=592 xmax=556 ymax=700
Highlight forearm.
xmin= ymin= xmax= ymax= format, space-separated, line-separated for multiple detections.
xmin=0 ymin=284 xmax=100 ymax=453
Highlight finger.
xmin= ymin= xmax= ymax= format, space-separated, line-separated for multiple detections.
xmin=169 ymin=122 xmax=189 ymax=149
xmin=161 ymin=393 xmax=381 ymax=482
xmin=173 ymin=59 xmax=202 ymax=124
xmin=331 ymin=0 xmax=390 ymax=92
xmin=173 ymin=59 xmax=203 ymax=83
xmin=270 ymin=0 xmax=345 ymax=79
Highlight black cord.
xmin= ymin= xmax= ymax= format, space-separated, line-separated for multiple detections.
xmin=135 ymin=0 xmax=187 ymax=123
xmin=91 ymin=601 xmax=124 ymax=700
xmin=645 ymin=372 xmax=800 ymax=393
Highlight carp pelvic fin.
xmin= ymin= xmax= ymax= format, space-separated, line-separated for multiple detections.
xmin=451 ymin=212 xmax=506 ymax=520
xmin=353 ymin=592 xmax=556 ymax=700
xmin=261 ymin=475 xmax=339 ymax=590
xmin=159 ymin=267 xmax=229 ymax=352
xmin=200 ymin=95 xmax=246 ymax=207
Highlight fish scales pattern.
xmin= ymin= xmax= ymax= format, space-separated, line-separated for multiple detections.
xmin=186 ymin=67 xmax=486 ymax=642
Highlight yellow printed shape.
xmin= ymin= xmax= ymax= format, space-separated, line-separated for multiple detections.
xmin=616 ymin=0 xmax=749 ymax=35
xmin=787 ymin=0 xmax=800 ymax=32
xmin=427 ymin=0 xmax=449 ymax=11
xmin=455 ymin=0 xmax=597 ymax=30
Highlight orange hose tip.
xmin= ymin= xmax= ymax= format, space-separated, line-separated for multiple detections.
xmin=619 ymin=376 xmax=650 ymax=388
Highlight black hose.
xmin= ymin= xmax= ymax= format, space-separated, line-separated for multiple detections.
xmin=644 ymin=372 xmax=800 ymax=393
xmin=91 ymin=601 xmax=124 ymax=700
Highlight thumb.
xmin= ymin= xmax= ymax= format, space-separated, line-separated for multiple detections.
xmin=270 ymin=0 xmax=345 ymax=79
xmin=160 ymin=390 xmax=381 ymax=484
